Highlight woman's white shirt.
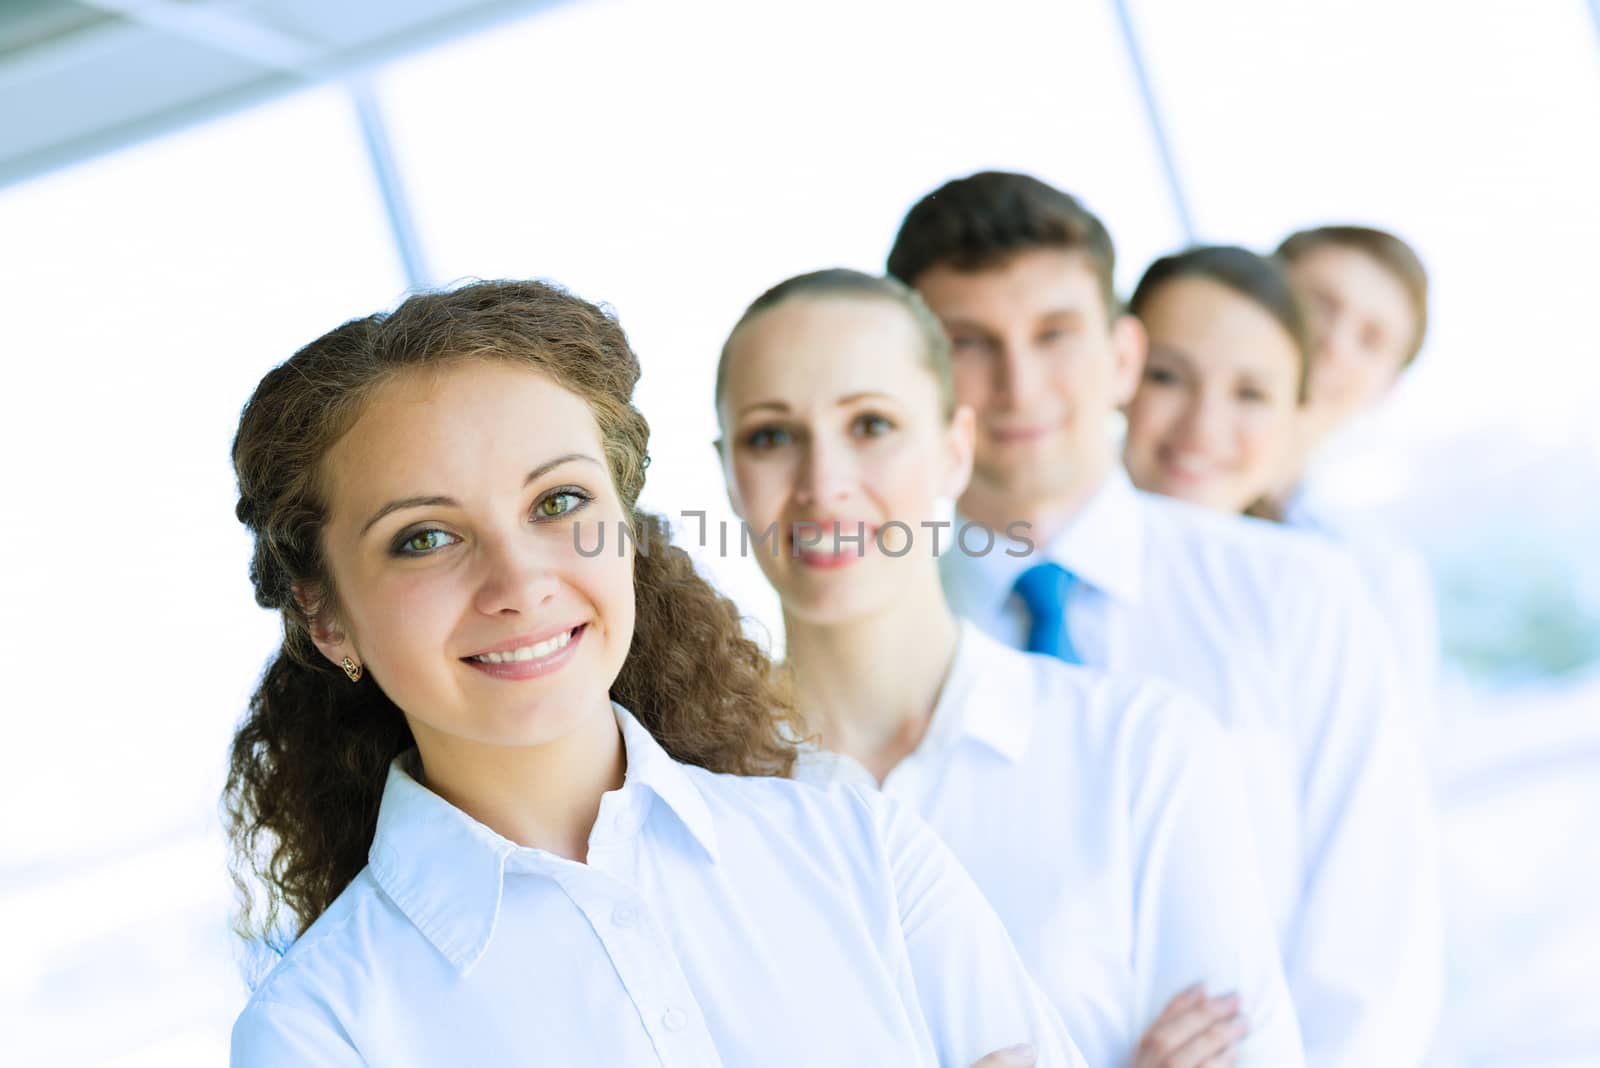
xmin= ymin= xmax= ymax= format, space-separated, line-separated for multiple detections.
xmin=797 ymin=625 xmax=1305 ymax=1068
xmin=230 ymin=704 xmax=1085 ymax=1068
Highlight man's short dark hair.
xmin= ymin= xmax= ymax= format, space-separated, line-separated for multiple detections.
xmin=886 ymin=171 xmax=1118 ymax=314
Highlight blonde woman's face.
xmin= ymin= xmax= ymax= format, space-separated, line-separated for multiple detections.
xmin=718 ymin=296 xmax=974 ymax=625
xmin=1286 ymin=244 xmax=1417 ymax=440
xmin=1123 ymin=277 xmax=1304 ymax=514
xmin=311 ymin=361 xmax=636 ymax=752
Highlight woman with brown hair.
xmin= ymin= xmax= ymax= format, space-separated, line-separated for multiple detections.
xmin=1121 ymin=245 xmax=1311 ymax=520
xmin=1122 ymin=243 xmax=1440 ymax=741
xmin=224 ymin=279 xmax=1079 ymax=1067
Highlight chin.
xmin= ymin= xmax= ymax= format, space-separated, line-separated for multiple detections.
xmin=784 ymin=583 xmax=890 ymax=629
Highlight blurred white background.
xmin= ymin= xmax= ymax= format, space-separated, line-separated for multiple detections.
xmin=1 ymin=1 xmax=1596 ymax=1064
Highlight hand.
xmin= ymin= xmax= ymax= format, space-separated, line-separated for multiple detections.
xmin=972 ymin=1043 xmax=1037 ymax=1067
xmin=1132 ymin=986 xmax=1249 ymax=1068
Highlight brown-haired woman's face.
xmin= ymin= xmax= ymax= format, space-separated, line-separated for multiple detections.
xmin=718 ymin=296 xmax=973 ymax=625
xmin=1124 ymin=277 xmax=1303 ymax=514
xmin=308 ymin=360 xmax=636 ymax=752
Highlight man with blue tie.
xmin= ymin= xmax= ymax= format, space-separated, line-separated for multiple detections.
xmin=889 ymin=172 xmax=1442 ymax=1066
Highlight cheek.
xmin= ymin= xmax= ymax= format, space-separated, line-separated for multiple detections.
xmin=1126 ymin=391 xmax=1179 ymax=448
xmin=863 ymin=447 xmax=943 ymax=518
xmin=950 ymin=361 xmax=991 ymax=406
xmin=1235 ymin=406 xmax=1295 ymax=466
xmin=359 ymin=570 xmax=461 ymax=647
xmin=732 ymin=457 xmax=796 ymax=524
xmin=570 ymin=547 xmax=636 ymax=645
xmin=345 ymin=570 xmax=468 ymax=703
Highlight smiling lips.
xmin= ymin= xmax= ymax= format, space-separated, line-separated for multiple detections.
xmin=987 ymin=418 xmax=1065 ymax=445
xmin=462 ymin=624 xmax=586 ymax=680
xmin=792 ymin=520 xmax=877 ymax=570
xmin=1157 ymin=445 xmax=1227 ymax=485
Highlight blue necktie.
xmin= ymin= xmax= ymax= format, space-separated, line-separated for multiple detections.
xmin=1013 ymin=562 xmax=1082 ymax=664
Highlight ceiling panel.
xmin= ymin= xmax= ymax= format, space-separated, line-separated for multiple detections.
xmin=0 ymin=0 xmax=564 ymax=189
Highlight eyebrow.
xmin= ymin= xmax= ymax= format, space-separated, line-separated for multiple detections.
xmin=1145 ymin=341 xmax=1196 ymax=364
xmin=358 ymin=452 xmax=602 ymax=536
xmin=943 ymin=308 xmax=1083 ymax=331
xmin=734 ymin=391 xmax=895 ymax=420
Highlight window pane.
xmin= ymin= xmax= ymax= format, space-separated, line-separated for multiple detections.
xmin=375 ymin=0 xmax=1182 ymax=643
xmin=1128 ymin=0 xmax=1600 ymax=687
xmin=0 ymin=86 xmax=407 ymax=1067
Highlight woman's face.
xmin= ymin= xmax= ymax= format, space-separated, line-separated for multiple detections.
xmin=1123 ymin=277 xmax=1304 ymax=513
xmin=1285 ymin=244 xmax=1417 ymax=441
xmin=309 ymin=360 xmax=636 ymax=753
xmin=718 ymin=296 xmax=973 ymax=626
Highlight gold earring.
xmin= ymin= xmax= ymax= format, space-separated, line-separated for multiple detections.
xmin=341 ymin=656 xmax=364 ymax=683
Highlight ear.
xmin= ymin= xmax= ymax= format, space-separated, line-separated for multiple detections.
xmin=1108 ymin=313 xmax=1148 ymax=407
xmin=941 ymin=404 xmax=977 ymax=500
xmin=292 ymin=580 xmax=355 ymax=669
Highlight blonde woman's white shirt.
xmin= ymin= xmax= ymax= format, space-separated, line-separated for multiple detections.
xmin=231 ymin=705 xmax=1085 ymax=1068
xmin=797 ymin=624 xmax=1306 ymax=1068
xmin=942 ymin=468 xmax=1442 ymax=1067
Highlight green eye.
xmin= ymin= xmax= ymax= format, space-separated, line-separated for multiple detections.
xmin=395 ymin=528 xmax=458 ymax=556
xmin=536 ymin=489 xmax=590 ymax=519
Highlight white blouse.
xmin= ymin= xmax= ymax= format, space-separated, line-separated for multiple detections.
xmin=797 ymin=625 xmax=1306 ymax=1068
xmin=943 ymin=468 xmax=1442 ymax=1066
xmin=230 ymin=705 xmax=1085 ymax=1067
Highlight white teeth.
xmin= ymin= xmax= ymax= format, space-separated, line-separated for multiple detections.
xmin=473 ymin=629 xmax=573 ymax=664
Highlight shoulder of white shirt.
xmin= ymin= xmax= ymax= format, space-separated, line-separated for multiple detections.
xmin=1135 ymin=485 xmax=1372 ymax=594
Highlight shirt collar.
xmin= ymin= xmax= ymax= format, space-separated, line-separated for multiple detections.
xmin=609 ymin=701 xmax=721 ymax=864
xmin=1042 ymin=467 xmax=1145 ymax=605
xmin=790 ymin=623 xmax=1036 ymax=786
xmin=367 ymin=703 xmax=720 ymax=976
xmin=946 ymin=467 xmax=1145 ymax=613
xmin=936 ymin=622 xmax=1038 ymax=764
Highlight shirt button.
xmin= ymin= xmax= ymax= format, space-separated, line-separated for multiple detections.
xmin=662 ymin=1008 xmax=687 ymax=1032
xmin=611 ymin=904 xmax=635 ymax=927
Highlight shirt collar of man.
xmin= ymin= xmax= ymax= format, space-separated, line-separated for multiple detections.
xmin=367 ymin=703 xmax=721 ymax=975
xmin=953 ymin=466 xmax=1146 ymax=612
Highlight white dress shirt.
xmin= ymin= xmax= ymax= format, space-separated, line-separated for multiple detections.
xmin=231 ymin=704 xmax=1084 ymax=1068
xmin=797 ymin=624 xmax=1306 ymax=1068
xmin=1284 ymin=494 xmax=1442 ymax=739
xmin=943 ymin=468 xmax=1442 ymax=1067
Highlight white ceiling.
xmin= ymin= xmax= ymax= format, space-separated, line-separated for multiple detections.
xmin=0 ymin=0 xmax=562 ymax=188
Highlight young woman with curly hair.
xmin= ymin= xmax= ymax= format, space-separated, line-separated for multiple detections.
xmin=223 ymin=279 xmax=1079 ymax=1067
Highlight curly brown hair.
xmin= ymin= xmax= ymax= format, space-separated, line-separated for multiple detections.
xmin=225 ymin=279 xmax=797 ymax=952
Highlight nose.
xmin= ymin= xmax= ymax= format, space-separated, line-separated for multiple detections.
xmin=472 ymin=530 xmax=560 ymax=617
xmin=1174 ymin=387 xmax=1229 ymax=452
xmin=794 ymin=434 xmax=855 ymax=508
xmin=1317 ymin=314 xmax=1359 ymax=370
xmin=993 ymin=342 xmax=1040 ymax=407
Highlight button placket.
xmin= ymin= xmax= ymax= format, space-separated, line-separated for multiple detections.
xmin=552 ymin=865 xmax=721 ymax=1066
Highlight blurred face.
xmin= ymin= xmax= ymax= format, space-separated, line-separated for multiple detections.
xmin=1286 ymin=244 xmax=1418 ymax=439
xmin=718 ymin=296 xmax=973 ymax=625
xmin=1124 ymin=277 xmax=1304 ymax=513
xmin=913 ymin=249 xmax=1143 ymax=513
xmin=310 ymin=360 xmax=635 ymax=754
